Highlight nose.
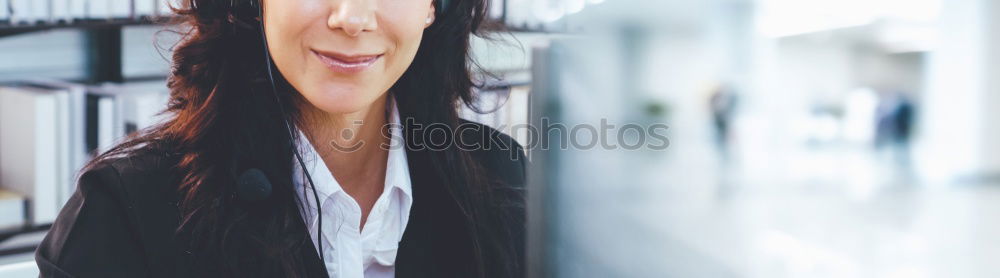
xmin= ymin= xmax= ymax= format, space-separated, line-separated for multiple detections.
xmin=327 ymin=0 xmax=379 ymax=37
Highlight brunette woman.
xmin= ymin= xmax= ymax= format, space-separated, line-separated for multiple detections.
xmin=35 ymin=0 xmax=525 ymax=277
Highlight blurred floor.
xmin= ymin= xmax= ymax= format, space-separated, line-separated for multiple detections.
xmin=551 ymin=139 xmax=1000 ymax=278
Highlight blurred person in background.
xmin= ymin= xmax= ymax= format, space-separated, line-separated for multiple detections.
xmin=875 ymin=91 xmax=915 ymax=149
xmin=875 ymin=91 xmax=916 ymax=175
xmin=709 ymin=83 xmax=739 ymax=151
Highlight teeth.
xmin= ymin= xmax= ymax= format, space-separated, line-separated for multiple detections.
xmin=333 ymin=56 xmax=370 ymax=64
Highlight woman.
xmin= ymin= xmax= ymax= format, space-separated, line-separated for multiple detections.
xmin=34 ymin=0 xmax=526 ymax=277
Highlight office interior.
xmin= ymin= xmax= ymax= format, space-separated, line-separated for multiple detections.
xmin=2 ymin=0 xmax=1000 ymax=277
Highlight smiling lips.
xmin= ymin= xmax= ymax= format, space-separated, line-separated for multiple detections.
xmin=312 ymin=50 xmax=382 ymax=74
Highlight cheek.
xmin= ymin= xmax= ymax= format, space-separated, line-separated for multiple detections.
xmin=264 ymin=1 xmax=323 ymax=88
xmin=380 ymin=7 xmax=430 ymax=80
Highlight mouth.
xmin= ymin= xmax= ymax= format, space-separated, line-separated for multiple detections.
xmin=311 ymin=49 xmax=383 ymax=74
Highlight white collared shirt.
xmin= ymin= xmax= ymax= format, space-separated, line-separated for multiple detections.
xmin=293 ymin=98 xmax=413 ymax=278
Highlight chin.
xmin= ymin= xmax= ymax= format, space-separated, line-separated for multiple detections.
xmin=302 ymin=83 xmax=381 ymax=114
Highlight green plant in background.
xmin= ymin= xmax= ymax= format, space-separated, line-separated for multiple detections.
xmin=643 ymin=99 xmax=671 ymax=121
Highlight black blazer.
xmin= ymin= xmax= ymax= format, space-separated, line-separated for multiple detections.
xmin=35 ymin=120 xmax=527 ymax=278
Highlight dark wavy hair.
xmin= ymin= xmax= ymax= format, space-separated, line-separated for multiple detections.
xmin=88 ymin=0 xmax=518 ymax=276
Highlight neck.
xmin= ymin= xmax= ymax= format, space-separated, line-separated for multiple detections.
xmin=297 ymin=94 xmax=390 ymax=194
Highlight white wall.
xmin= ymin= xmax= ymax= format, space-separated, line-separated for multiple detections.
xmin=982 ymin=0 xmax=1000 ymax=179
xmin=916 ymin=0 xmax=990 ymax=181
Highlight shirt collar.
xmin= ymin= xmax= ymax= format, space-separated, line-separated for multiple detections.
xmin=384 ymin=96 xmax=412 ymax=198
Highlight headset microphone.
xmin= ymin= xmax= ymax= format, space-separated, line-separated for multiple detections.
xmin=236 ymin=168 xmax=273 ymax=202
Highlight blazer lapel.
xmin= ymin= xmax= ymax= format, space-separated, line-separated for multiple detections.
xmin=293 ymin=202 xmax=331 ymax=277
xmin=394 ymin=118 xmax=479 ymax=278
xmin=395 ymin=141 xmax=442 ymax=278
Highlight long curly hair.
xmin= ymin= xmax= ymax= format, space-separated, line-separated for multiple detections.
xmin=87 ymin=0 xmax=518 ymax=276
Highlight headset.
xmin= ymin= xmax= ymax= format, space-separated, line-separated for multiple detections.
xmin=227 ymin=0 xmax=450 ymax=265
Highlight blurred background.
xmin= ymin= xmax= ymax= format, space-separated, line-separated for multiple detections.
xmin=533 ymin=0 xmax=1000 ymax=277
xmin=2 ymin=0 xmax=999 ymax=277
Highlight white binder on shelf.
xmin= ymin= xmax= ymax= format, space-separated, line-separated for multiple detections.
xmin=9 ymin=0 xmax=31 ymax=24
xmin=115 ymin=81 xmax=171 ymax=134
xmin=86 ymin=85 xmax=126 ymax=155
xmin=89 ymin=0 xmax=111 ymax=19
xmin=26 ymin=80 xmax=89 ymax=208
xmin=0 ymin=0 xmax=10 ymax=22
xmin=109 ymin=0 xmax=129 ymax=19
xmin=28 ymin=0 xmax=51 ymax=23
xmin=50 ymin=0 xmax=72 ymax=22
xmin=0 ymin=189 xmax=26 ymax=231
xmin=73 ymin=81 xmax=172 ymax=159
xmin=53 ymin=87 xmax=71 ymax=211
xmin=156 ymin=0 xmax=174 ymax=18
xmin=69 ymin=0 xmax=86 ymax=20
xmin=135 ymin=0 xmax=156 ymax=18
xmin=0 ymin=85 xmax=67 ymax=226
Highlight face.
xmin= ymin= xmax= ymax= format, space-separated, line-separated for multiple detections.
xmin=262 ymin=0 xmax=436 ymax=114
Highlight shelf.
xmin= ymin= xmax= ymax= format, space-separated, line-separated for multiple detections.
xmin=0 ymin=224 xmax=50 ymax=257
xmin=0 ymin=17 xmax=175 ymax=38
xmin=0 ymin=16 xmax=553 ymax=38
